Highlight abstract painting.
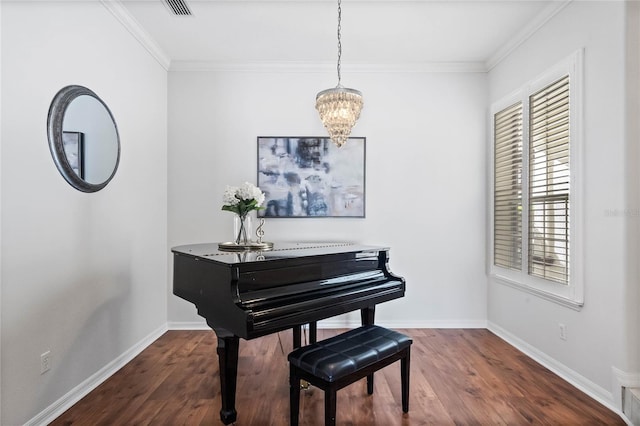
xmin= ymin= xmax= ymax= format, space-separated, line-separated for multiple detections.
xmin=257 ymin=136 xmax=365 ymax=217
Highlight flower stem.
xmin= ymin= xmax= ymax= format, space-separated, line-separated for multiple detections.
xmin=236 ymin=215 xmax=247 ymax=245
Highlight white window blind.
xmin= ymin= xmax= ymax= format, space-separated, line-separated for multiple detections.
xmin=494 ymin=102 xmax=523 ymax=271
xmin=490 ymin=51 xmax=582 ymax=308
xmin=528 ymin=76 xmax=570 ymax=284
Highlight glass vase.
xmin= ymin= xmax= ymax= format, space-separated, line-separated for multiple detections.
xmin=233 ymin=214 xmax=252 ymax=245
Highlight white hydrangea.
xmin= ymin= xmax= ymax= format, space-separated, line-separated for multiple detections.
xmin=236 ymin=182 xmax=265 ymax=207
xmin=222 ymin=182 xmax=265 ymax=208
xmin=222 ymin=185 xmax=240 ymax=206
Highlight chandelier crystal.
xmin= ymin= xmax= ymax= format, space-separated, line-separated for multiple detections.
xmin=316 ymin=0 xmax=363 ymax=148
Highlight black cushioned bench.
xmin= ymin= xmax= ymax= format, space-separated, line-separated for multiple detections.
xmin=288 ymin=325 xmax=412 ymax=426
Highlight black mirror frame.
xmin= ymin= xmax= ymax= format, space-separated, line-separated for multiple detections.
xmin=47 ymin=85 xmax=121 ymax=193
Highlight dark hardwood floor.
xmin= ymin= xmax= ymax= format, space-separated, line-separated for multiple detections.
xmin=51 ymin=329 xmax=625 ymax=425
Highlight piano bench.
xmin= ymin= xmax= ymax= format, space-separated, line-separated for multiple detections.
xmin=288 ymin=325 xmax=412 ymax=426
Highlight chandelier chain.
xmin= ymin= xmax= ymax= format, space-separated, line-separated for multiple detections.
xmin=336 ymin=0 xmax=342 ymax=86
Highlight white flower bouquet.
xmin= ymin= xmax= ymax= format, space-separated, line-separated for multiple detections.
xmin=222 ymin=182 xmax=265 ymax=245
xmin=222 ymin=182 xmax=265 ymax=218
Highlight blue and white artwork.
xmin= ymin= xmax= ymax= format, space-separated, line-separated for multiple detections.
xmin=257 ymin=137 xmax=365 ymax=217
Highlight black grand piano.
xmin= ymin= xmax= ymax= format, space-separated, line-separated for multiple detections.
xmin=172 ymin=242 xmax=405 ymax=424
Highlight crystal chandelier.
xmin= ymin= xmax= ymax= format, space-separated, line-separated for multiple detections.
xmin=315 ymin=0 xmax=363 ymax=148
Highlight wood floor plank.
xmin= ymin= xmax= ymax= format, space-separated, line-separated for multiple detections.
xmin=50 ymin=329 xmax=625 ymax=425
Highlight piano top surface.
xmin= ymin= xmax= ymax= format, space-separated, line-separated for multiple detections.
xmin=171 ymin=242 xmax=389 ymax=265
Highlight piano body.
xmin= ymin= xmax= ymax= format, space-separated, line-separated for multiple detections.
xmin=172 ymin=242 xmax=405 ymax=424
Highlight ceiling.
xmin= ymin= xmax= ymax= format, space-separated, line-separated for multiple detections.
xmin=117 ymin=0 xmax=568 ymax=69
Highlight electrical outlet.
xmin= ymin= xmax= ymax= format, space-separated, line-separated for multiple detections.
xmin=41 ymin=350 xmax=51 ymax=374
xmin=559 ymin=323 xmax=567 ymax=341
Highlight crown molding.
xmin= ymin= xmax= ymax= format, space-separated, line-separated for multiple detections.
xmin=485 ymin=0 xmax=573 ymax=71
xmin=100 ymin=0 xmax=571 ymax=75
xmin=169 ymin=60 xmax=488 ymax=73
xmin=100 ymin=0 xmax=171 ymax=71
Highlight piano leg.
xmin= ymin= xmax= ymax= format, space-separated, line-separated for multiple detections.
xmin=293 ymin=325 xmax=302 ymax=349
xmin=360 ymin=306 xmax=376 ymax=393
xmin=309 ymin=321 xmax=317 ymax=344
xmin=292 ymin=322 xmax=318 ymax=349
xmin=214 ymin=330 xmax=239 ymax=425
xmin=361 ymin=305 xmax=376 ymax=326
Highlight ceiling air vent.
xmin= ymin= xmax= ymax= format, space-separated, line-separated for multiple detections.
xmin=163 ymin=0 xmax=192 ymax=16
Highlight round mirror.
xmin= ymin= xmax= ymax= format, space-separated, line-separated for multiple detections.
xmin=47 ymin=85 xmax=120 ymax=192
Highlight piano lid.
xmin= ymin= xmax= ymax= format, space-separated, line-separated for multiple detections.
xmin=171 ymin=242 xmax=389 ymax=265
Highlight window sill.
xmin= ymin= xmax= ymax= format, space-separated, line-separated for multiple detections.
xmin=491 ymin=273 xmax=584 ymax=311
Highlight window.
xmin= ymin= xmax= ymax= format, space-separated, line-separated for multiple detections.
xmin=494 ymin=102 xmax=523 ymax=271
xmin=528 ymin=76 xmax=570 ymax=284
xmin=490 ymin=51 xmax=583 ymax=308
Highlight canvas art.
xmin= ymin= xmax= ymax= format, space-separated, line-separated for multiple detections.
xmin=257 ymin=136 xmax=365 ymax=217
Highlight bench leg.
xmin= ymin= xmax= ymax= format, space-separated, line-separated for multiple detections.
xmin=290 ymin=366 xmax=301 ymax=426
xmin=401 ymin=349 xmax=410 ymax=413
xmin=324 ymin=387 xmax=337 ymax=426
xmin=367 ymin=373 xmax=374 ymax=394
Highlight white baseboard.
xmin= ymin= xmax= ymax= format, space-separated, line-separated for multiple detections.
xmin=167 ymin=321 xmax=210 ymax=330
xmin=316 ymin=318 xmax=488 ymax=329
xmin=487 ymin=321 xmax=629 ymax=423
xmin=26 ymin=324 xmax=168 ymax=426
xmin=167 ymin=319 xmax=489 ymax=331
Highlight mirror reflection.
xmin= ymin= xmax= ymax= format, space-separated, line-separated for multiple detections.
xmin=63 ymin=95 xmax=119 ymax=184
xmin=47 ymin=85 xmax=120 ymax=192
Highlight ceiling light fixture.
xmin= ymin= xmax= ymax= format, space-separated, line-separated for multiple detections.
xmin=315 ymin=0 xmax=363 ymax=148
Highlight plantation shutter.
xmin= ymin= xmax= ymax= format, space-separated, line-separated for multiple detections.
xmin=528 ymin=76 xmax=570 ymax=284
xmin=494 ymin=102 xmax=523 ymax=271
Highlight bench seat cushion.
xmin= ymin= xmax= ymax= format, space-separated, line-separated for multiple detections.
xmin=287 ymin=325 xmax=412 ymax=382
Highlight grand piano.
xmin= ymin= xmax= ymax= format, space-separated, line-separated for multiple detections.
xmin=172 ymin=242 xmax=405 ymax=424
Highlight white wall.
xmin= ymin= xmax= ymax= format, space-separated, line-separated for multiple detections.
xmin=167 ymin=67 xmax=488 ymax=328
xmin=487 ymin=0 xmax=631 ymax=405
xmin=624 ymin=0 xmax=640 ymax=381
xmin=1 ymin=2 xmax=168 ymax=424
xmin=0 ymin=2 xmax=3 ymax=423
